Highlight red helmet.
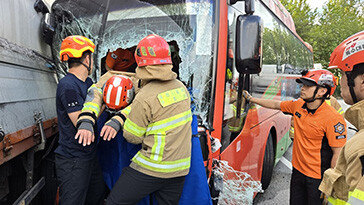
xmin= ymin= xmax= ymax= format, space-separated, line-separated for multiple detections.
xmin=103 ymin=75 xmax=134 ymax=110
xmin=328 ymin=31 xmax=364 ymax=72
xmin=296 ymin=69 xmax=336 ymax=96
xmin=60 ymin=35 xmax=95 ymax=62
xmin=106 ymin=48 xmax=135 ymax=71
xmin=134 ymin=34 xmax=172 ymax=67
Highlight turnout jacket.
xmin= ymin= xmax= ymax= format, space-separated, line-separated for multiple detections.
xmin=319 ymin=100 xmax=364 ymax=204
xmin=125 ymin=64 xmax=192 ymax=178
xmin=78 ymin=65 xmax=192 ymax=178
xmin=77 ymin=70 xmax=139 ymax=126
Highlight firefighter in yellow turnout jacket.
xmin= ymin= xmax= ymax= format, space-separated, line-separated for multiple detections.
xmin=75 ymin=70 xmax=138 ymax=145
xmin=319 ymin=31 xmax=364 ymax=204
xmin=77 ymin=34 xmax=192 ymax=204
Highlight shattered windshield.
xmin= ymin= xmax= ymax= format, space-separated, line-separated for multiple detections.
xmin=51 ymin=0 xmax=216 ymax=122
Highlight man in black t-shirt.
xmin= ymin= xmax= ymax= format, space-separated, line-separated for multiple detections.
xmin=55 ymin=35 xmax=105 ymax=205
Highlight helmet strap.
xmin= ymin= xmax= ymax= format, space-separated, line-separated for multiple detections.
xmin=79 ymin=53 xmax=92 ymax=74
xmin=303 ymin=86 xmax=319 ymax=103
xmin=346 ymin=71 xmax=359 ymax=104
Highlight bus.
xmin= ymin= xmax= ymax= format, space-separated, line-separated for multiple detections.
xmin=0 ymin=0 xmax=313 ymax=203
xmin=44 ymin=0 xmax=313 ymax=197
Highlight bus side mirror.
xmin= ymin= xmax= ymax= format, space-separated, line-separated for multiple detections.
xmin=235 ymin=15 xmax=262 ymax=74
xmin=40 ymin=13 xmax=56 ymax=45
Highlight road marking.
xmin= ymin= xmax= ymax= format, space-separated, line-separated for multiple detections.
xmin=280 ymin=156 xmax=292 ymax=170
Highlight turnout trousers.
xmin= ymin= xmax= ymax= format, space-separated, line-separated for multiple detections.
xmin=106 ymin=166 xmax=185 ymax=205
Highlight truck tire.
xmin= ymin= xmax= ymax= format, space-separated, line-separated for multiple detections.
xmin=261 ymin=132 xmax=274 ymax=190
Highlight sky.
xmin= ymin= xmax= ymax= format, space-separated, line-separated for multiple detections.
xmin=306 ymin=0 xmax=326 ymax=10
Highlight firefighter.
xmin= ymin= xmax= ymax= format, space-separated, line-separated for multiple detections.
xmin=76 ymin=34 xmax=192 ymax=204
xmin=289 ymin=78 xmax=344 ymax=140
xmin=319 ymin=31 xmax=364 ymax=204
xmin=243 ymin=69 xmax=347 ymax=205
xmin=55 ymin=35 xmax=105 ymax=205
xmin=75 ymin=71 xmax=139 ymax=145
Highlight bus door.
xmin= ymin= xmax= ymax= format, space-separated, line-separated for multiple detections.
xmin=219 ymin=3 xmax=263 ymax=180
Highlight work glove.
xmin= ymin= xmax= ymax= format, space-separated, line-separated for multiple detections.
xmin=105 ymin=117 xmax=121 ymax=133
xmin=211 ymin=137 xmax=222 ymax=153
xmin=77 ymin=120 xmax=94 ymax=134
xmin=75 ymin=120 xmax=95 ymax=146
xmin=242 ymin=90 xmax=252 ymax=101
xmin=100 ymin=116 xmax=124 ymax=141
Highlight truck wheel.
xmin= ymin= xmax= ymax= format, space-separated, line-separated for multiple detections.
xmin=261 ymin=132 xmax=274 ymax=190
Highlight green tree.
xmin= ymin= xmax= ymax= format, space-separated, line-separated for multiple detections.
xmin=310 ymin=0 xmax=364 ymax=68
xmin=281 ymin=0 xmax=364 ymax=96
xmin=280 ymin=0 xmax=317 ymax=41
xmin=281 ymin=0 xmax=364 ymax=68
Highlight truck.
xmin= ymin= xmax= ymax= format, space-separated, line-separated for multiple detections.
xmin=0 ymin=0 xmax=60 ymax=204
xmin=0 ymin=0 xmax=313 ymax=204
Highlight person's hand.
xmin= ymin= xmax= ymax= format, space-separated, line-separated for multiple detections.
xmin=75 ymin=129 xmax=95 ymax=146
xmin=242 ymin=90 xmax=252 ymax=101
xmin=100 ymin=125 xmax=117 ymax=141
xmin=101 ymin=117 xmax=121 ymax=141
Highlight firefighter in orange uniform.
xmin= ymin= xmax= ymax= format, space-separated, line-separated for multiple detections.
xmin=55 ymin=35 xmax=106 ymax=205
xmin=319 ymin=31 xmax=364 ymax=204
xmin=289 ymin=80 xmax=344 ymax=140
xmin=243 ymin=69 xmax=347 ymax=205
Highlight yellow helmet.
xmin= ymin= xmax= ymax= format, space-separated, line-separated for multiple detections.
xmin=60 ymin=35 xmax=95 ymax=62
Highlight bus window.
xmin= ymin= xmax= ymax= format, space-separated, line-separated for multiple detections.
xmin=252 ymin=1 xmax=313 ymax=100
xmin=221 ymin=1 xmax=314 ymax=151
xmin=221 ymin=8 xmax=244 ymax=151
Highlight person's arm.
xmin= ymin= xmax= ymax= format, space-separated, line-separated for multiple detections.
xmin=122 ymin=99 xmax=150 ymax=144
xmin=243 ymin=90 xmax=281 ymax=110
xmin=77 ymin=72 xmax=113 ymax=126
xmin=326 ymin=115 xmax=347 ymax=167
xmin=75 ymin=72 xmax=115 ymax=146
xmin=330 ymin=96 xmax=344 ymax=115
xmin=59 ymin=87 xmax=94 ymax=146
xmin=100 ymin=106 xmax=131 ymax=141
xmin=331 ymin=147 xmax=342 ymax=168
xmin=68 ymin=110 xmax=81 ymax=127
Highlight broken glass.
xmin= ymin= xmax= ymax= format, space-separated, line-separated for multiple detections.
xmin=213 ymin=160 xmax=263 ymax=205
xmin=50 ymin=0 xmax=216 ymax=123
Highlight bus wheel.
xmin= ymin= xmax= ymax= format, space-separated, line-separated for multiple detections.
xmin=261 ymin=132 xmax=274 ymax=190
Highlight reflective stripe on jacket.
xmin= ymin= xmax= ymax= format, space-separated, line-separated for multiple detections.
xmin=327 ymin=188 xmax=364 ymax=205
xmin=77 ymin=71 xmax=138 ymax=125
xmin=125 ymin=64 xmax=192 ymax=178
xmin=319 ymin=100 xmax=364 ymax=203
xmin=227 ymin=104 xmax=245 ymax=132
xmin=347 ymin=188 xmax=364 ymax=205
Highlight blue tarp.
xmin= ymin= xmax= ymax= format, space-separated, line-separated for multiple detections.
xmin=97 ymin=111 xmax=212 ymax=205
xmin=96 ymin=111 xmax=141 ymax=188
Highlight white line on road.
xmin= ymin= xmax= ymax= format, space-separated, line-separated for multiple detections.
xmin=280 ymin=156 xmax=292 ymax=170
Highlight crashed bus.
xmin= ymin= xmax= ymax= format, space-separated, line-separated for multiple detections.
xmin=0 ymin=0 xmax=313 ymax=204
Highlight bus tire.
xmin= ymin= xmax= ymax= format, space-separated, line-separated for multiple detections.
xmin=261 ymin=132 xmax=274 ymax=190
